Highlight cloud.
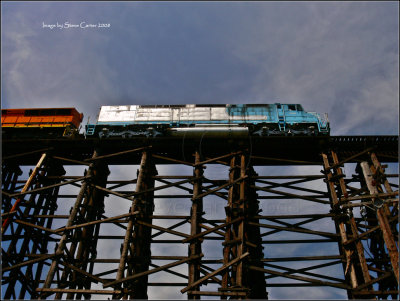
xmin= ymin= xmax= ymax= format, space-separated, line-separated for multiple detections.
xmin=2 ymin=2 xmax=398 ymax=299
xmin=2 ymin=2 xmax=398 ymax=135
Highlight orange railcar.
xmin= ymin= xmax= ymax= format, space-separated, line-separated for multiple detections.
xmin=1 ymin=108 xmax=84 ymax=138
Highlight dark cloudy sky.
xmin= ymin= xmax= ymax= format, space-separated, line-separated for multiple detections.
xmin=1 ymin=1 xmax=399 ymax=300
xmin=2 ymin=1 xmax=398 ymax=135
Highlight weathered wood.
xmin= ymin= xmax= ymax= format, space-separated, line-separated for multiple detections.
xmin=235 ymin=154 xmax=246 ymax=287
xmin=84 ymin=146 xmax=149 ymax=162
xmin=60 ymin=261 xmax=106 ymax=284
xmin=52 ymin=155 xmax=91 ymax=166
xmin=248 ymin=265 xmax=350 ymax=289
xmin=8 ymin=176 xmax=89 ymax=199
xmin=250 ymin=155 xmax=319 ymax=165
xmin=339 ymin=191 xmax=398 ymax=203
xmin=55 ymin=211 xmax=139 ymax=233
xmin=125 ymin=176 xmax=201 ymax=197
xmin=193 ymin=151 xmax=242 ymax=166
xmin=331 ymin=151 xmax=372 ymax=287
xmin=261 ymin=255 xmax=344 ymax=262
xmin=192 ymin=176 xmax=247 ymax=201
xmin=137 ymin=220 xmax=190 ymax=238
xmin=188 ymin=291 xmax=247 ymax=296
xmin=14 ymin=219 xmax=58 ymax=235
xmin=345 ymin=215 xmax=399 ymax=245
xmin=263 ymin=262 xmax=346 ymax=282
xmin=326 ymin=147 xmax=375 ymax=170
xmin=105 ymin=254 xmax=203 ymax=288
xmin=253 ymin=184 xmax=330 ymax=204
xmin=262 ymin=239 xmax=337 ymax=244
xmin=250 ymin=221 xmax=340 ymax=238
xmin=360 ymin=161 xmax=399 ymax=283
xmin=2 ymin=254 xmax=56 ymax=272
xmin=2 ymin=147 xmax=52 ymax=161
xmin=42 ymin=151 xmax=99 ymax=291
xmin=2 ymin=153 xmax=47 ymax=233
xmin=152 ymin=153 xmax=194 ymax=166
xmin=322 ymin=152 xmax=359 ymax=291
xmin=36 ymin=288 xmax=122 ymax=295
xmin=151 ymin=219 xmax=188 ymax=239
xmin=182 ymin=217 xmax=244 ymax=243
xmin=188 ymin=151 xmax=203 ymax=299
xmin=181 ymin=252 xmax=250 ymax=293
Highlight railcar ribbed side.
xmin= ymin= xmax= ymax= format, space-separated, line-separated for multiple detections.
xmin=1 ymin=108 xmax=84 ymax=138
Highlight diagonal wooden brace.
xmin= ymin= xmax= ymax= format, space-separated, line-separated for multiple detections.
xmin=181 ymin=252 xmax=250 ymax=294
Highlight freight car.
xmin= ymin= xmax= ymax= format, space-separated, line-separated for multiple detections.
xmin=85 ymin=103 xmax=329 ymax=138
xmin=1 ymin=108 xmax=84 ymax=138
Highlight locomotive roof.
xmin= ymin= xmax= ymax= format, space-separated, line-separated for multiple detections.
xmin=100 ymin=103 xmax=303 ymax=108
xmin=1 ymin=108 xmax=82 ymax=117
xmin=2 ymin=107 xmax=79 ymax=112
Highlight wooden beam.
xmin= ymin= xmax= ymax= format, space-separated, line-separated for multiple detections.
xmin=182 ymin=217 xmax=244 ymax=243
xmin=2 ymin=254 xmax=56 ymax=272
xmin=192 ymin=176 xmax=247 ymax=200
xmin=194 ymin=151 xmax=242 ymax=166
xmin=136 ymin=220 xmax=190 ymax=238
xmin=104 ymin=254 xmax=203 ymax=288
xmin=84 ymin=146 xmax=149 ymax=162
xmin=36 ymin=288 xmax=121 ymax=295
xmin=181 ymin=252 xmax=250 ymax=293
xmin=248 ymin=265 xmax=349 ymax=289
xmin=55 ymin=211 xmax=139 ymax=233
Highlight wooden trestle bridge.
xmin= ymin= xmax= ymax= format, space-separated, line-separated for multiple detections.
xmin=1 ymin=135 xmax=399 ymax=299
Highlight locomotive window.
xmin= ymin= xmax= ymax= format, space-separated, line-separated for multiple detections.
xmin=277 ymin=104 xmax=281 ymax=109
xmin=288 ymin=105 xmax=296 ymax=111
xmin=41 ymin=109 xmax=56 ymax=116
xmin=55 ymin=109 xmax=71 ymax=115
xmin=247 ymin=104 xmax=264 ymax=107
xmin=25 ymin=110 xmax=40 ymax=116
xmin=196 ymin=104 xmax=226 ymax=107
xmin=24 ymin=109 xmax=72 ymax=116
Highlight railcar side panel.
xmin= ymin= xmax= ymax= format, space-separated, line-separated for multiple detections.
xmin=2 ymin=108 xmax=83 ymax=138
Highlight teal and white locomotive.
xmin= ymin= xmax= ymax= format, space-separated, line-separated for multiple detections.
xmin=85 ymin=103 xmax=330 ymax=138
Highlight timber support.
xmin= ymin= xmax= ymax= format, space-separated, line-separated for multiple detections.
xmin=2 ymin=135 xmax=398 ymax=299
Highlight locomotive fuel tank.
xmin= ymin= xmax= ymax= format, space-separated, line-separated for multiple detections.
xmin=168 ymin=126 xmax=249 ymax=138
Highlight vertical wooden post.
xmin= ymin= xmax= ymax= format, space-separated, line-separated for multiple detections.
xmin=114 ymin=150 xmax=156 ymax=299
xmin=322 ymin=152 xmax=359 ymax=296
xmin=188 ymin=150 xmax=203 ymax=299
xmin=331 ymin=151 xmax=372 ymax=287
xmin=41 ymin=151 xmax=99 ymax=299
xmin=64 ymin=158 xmax=109 ymax=300
xmin=360 ymin=161 xmax=399 ymax=283
xmin=115 ymin=152 xmax=148 ymax=283
xmin=235 ymin=154 xmax=246 ymax=287
xmin=222 ymin=155 xmax=238 ymax=294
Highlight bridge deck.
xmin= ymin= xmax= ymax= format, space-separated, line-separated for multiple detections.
xmin=2 ymin=135 xmax=398 ymax=165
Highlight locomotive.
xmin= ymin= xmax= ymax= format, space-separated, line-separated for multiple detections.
xmin=1 ymin=108 xmax=83 ymax=138
xmin=85 ymin=103 xmax=330 ymax=138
